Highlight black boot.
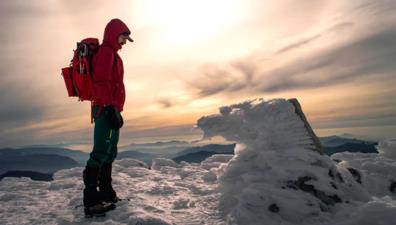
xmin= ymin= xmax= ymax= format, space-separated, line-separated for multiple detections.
xmin=83 ymin=166 xmax=115 ymax=218
xmin=98 ymin=163 xmax=120 ymax=203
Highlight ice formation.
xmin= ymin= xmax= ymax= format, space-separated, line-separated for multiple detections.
xmin=197 ymin=98 xmax=383 ymax=225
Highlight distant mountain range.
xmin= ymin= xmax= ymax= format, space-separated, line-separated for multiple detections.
xmin=175 ymin=144 xmax=236 ymax=156
xmin=323 ymin=142 xmax=378 ymax=155
xmin=117 ymin=150 xmax=155 ymax=164
xmin=121 ymin=140 xmax=190 ymax=149
xmin=119 ymin=140 xmax=191 ymax=156
xmin=173 ymin=151 xmax=233 ymax=163
xmin=0 ymin=171 xmax=53 ymax=181
xmin=319 ymin=136 xmax=378 ymax=155
xmin=172 ymin=144 xmax=235 ymax=163
xmin=0 ymin=147 xmax=89 ymax=165
xmin=172 ymin=136 xmax=378 ymax=163
xmin=0 ymin=135 xmax=378 ymax=180
xmin=320 ymin=135 xmax=376 ymax=147
xmin=0 ymin=150 xmax=81 ymax=175
xmin=0 ymin=147 xmax=87 ymax=179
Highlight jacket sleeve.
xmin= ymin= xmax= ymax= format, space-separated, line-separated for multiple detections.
xmin=93 ymin=47 xmax=114 ymax=106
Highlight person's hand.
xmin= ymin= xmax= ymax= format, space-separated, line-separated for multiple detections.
xmin=119 ymin=113 xmax=124 ymax=128
xmin=105 ymin=105 xmax=122 ymax=129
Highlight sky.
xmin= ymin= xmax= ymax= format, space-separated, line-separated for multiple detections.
xmin=0 ymin=0 xmax=395 ymax=148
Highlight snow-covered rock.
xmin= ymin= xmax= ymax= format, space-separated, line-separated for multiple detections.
xmin=196 ymin=98 xmax=390 ymax=225
xmin=332 ymin=142 xmax=396 ymax=198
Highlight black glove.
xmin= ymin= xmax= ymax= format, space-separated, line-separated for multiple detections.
xmin=119 ymin=114 xmax=124 ymax=128
xmin=105 ymin=105 xmax=122 ymax=129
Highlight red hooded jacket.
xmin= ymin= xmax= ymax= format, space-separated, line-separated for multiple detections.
xmin=92 ymin=19 xmax=131 ymax=112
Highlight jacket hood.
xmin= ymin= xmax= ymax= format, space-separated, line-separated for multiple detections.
xmin=103 ymin=18 xmax=131 ymax=50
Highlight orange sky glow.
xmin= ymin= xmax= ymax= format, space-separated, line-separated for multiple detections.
xmin=0 ymin=0 xmax=395 ymax=148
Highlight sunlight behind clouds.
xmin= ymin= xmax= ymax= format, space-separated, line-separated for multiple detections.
xmin=0 ymin=0 xmax=395 ymax=147
xmin=140 ymin=0 xmax=245 ymax=45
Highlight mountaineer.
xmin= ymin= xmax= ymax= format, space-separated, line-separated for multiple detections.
xmin=82 ymin=18 xmax=133 ymax=217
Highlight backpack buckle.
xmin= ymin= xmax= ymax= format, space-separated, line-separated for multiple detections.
xmin=77 ymin=42 xmax=89 ymax=57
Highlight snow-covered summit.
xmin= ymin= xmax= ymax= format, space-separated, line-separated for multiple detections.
xmin=197 ymin=98 xmax=387 ymax=224
xmin=0 ymin=98 xmax=395 ymax=225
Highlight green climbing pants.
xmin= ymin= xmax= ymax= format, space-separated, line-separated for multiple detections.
xmin=86 ymin=106 xmax=120 ymax=168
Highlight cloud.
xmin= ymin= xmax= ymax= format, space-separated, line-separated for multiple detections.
xmin=260 ymin=26 xmax=396 ymax=92
xmin=314 ymin=114 xmax=396 ymax=129
xmin=275 ymin=34 xmax=322 ymax=55
xmin=230 ymin=60 xmax=257 ymax=85
xmin=0 ymin=0 xmax=49 ymax=18
xmin=157 ymin=99 xmax=173 ymax=108
xmin=312 ymin=94 xmax=396 ymax=128
xmin=191 ymin=66 xmax=232 ymax=97
xmin=327 ymin=22 xmax=354 ymax=33
xmin=190 ymin=60 xmax=259 ymax=97
xmin=190 ymin=22 xmax=396 ymax=96
xmin=274 ymin=22 xmax=354 ymax=55
xmin=0 ymin=78 xmax=49 ymax=127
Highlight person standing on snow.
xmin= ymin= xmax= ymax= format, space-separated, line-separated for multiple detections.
xmin=83 ymin=18 xmax=133 ymax=217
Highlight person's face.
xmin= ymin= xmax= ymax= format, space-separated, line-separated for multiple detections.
xmin=118 ymin=33 xmax=131 ymax=47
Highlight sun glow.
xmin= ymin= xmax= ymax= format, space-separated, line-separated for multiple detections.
xmin=142 ymin=0 xmax=243 ymax=44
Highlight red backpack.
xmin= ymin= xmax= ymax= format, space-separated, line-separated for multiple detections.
xmin=61 ymin=38 xmax=99 ymax=102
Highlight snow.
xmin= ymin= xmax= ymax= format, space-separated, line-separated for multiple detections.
xmin=0 ymin=157 xmax=225 ymax=225
xmin=332 ymin=139 xmax=396 ymax=198
xmin=151 ymin=158 xmax=180 ymax=170
xmin=377 ymin=138 xmax=396 ymax=160
xmin=115 ymin=158 xmax=149 ymax=169
xmin=0 ymin=98 xmax=395 ymax=225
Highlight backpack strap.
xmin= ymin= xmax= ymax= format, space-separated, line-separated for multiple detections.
xmin=91 ymin=101 xmax=94 ymax=124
